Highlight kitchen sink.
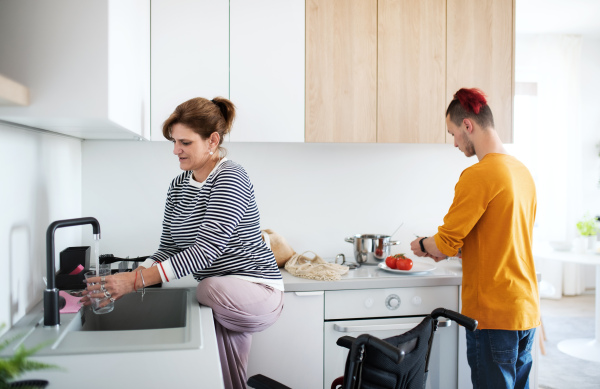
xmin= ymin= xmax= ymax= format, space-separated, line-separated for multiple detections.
xmin=0 ymin=288 xmax=202 ymax=356
xmin=76 ymin=288 xmax=187 ymax=331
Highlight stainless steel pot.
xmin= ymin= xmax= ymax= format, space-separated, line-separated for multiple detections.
xmin=344 ymin=234 xmax=401 ymax=266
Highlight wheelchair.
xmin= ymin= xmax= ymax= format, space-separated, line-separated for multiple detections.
xmin=247 ymin=307 xmax=477 ymax=389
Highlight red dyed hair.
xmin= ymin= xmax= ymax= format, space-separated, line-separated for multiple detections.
xmin=454 ymin=88 xmax=487 ymax=114
xmin=446 ymin=88 xmax=495 ymax=129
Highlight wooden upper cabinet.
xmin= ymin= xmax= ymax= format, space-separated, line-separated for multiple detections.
xmin=447 ymin=0 xmax=514 ymax=143
xmin=378 ymin=0 xmax=446 ymax=143
xmin=305 ymin=0 xmax=377 ymax=143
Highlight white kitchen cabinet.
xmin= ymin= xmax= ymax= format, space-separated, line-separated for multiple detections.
xmin=0 ymin=0 xmax=150 ymax=140
xmin=229 ymin=0 xmax=304 ymax=142
xmin=150 ymin=0 xmax=229 ymax=141
xmin=247 ymin=291 xmax=324 ymax=389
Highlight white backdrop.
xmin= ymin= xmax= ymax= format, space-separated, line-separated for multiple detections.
xmin=0 ymin=123 xmax=82 ymax=333
xmin=515 ymin=34 xmax=600 ymax=295
xmin=81 ymin=141 xmax=474 ymax=263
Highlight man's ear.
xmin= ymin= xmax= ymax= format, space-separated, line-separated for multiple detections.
xmin=463 ymin=118 xmax=474 ymax=134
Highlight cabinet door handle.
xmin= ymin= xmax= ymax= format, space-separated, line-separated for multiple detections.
xmin=333 ymin=319 xmax=451 ymax=333
xmin=294 ymin=291 xmax=324 ymax=296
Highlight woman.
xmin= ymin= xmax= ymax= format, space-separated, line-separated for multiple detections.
xmin=83 ymin=97 xmax=285 ymax=389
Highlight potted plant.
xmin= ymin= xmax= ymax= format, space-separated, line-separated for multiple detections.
xmin=0 ymin=324 xmax=58 ymax=389
xmin=576 ymin=214 xmax=599 ymax=251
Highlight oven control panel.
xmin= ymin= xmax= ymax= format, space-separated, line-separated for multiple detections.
xmin=324 ymin=286 xmax=459 ymax=320
xmin=385 ymin=294 xmax=401 ymax=310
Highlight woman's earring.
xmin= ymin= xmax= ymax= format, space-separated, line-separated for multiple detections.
xmin=209 ymin=150 xmax=214 ymax=156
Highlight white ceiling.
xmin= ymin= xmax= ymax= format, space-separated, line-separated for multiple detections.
xmin=516 ymin=0 xmax=600 ymax=36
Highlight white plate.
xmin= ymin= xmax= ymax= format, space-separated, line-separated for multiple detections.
xmin=378 ymin=261 xmax=437 ymax=275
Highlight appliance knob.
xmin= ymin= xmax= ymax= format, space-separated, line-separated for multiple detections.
xmin=385 ymin=294 xmax=401 ymax=310
xmin=412 ymin=296 xmax=422 ymax=305
xmin=364 ymin=298 xmax=374 ymax=308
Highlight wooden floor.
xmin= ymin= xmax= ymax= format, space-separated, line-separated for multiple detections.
xmin=537 ymin=290 xmax=598 ymax=389
xmin=541 ymin=291 xmax=595 ymax=318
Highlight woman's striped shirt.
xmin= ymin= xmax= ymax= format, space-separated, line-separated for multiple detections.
xmin=147 ymin=158 xmax=283 ymax=290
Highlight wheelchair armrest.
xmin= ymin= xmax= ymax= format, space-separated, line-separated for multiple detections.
xmin=336 ymin=336 xmax=356 ymax=349
xmin=247 ymin=374 xmax=292 ymax=389
xmin=353 ymin=334 xmax=406 ymax=364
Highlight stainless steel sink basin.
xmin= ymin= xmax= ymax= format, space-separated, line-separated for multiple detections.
xmin=77 ymin=288 xmax=187 ymax=331
xmin=0 ymin=288 xmax=201 ymax=356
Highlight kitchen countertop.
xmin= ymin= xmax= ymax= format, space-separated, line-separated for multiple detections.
xmin=1 ymin=288 xmax=224 ymax=389
xmin=164 ymin=258 xmax=464 ymax=292
xmin=281 ymin=258 xmax=463 ymax=292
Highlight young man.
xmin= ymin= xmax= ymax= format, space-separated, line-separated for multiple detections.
xmin=410 ymin=88 xmax=540 ymax=389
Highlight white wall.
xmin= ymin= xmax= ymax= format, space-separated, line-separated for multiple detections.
xmin=580 ymin=36 xmax=600 ymax=288
xmin=0 ymin=123 xmax=82 ymax=334
xmin=81 ymin=141 xmax=474 ymax=263
xmin=581 ymin=36 xmax=600 ymax=218
xmin=514 ymin=33 xmax=600 ymax=292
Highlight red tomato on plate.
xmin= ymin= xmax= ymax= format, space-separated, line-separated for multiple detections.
xmin=396 ymin=257 xmax=413 ymax=271
xmin=386 ymin=254 xmax=414 ymax=270
xmin=385 ymin=256 xmax=397 ymax=269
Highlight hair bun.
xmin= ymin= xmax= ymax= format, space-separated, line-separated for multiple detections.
xmin=211 ymin=99 xmax=227 ymax=120
xmin=210 ymin=97 xmax=236 ymax=134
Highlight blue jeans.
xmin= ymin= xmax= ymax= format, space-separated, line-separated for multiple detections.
xmin=466 ymin=328 xmax=536 ymax=389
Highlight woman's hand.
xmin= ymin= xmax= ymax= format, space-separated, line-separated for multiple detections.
xmin=80 ymin=269 xmax=144 ymax=307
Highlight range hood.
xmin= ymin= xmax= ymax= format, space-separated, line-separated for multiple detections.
xmin=0 ymin=73 xmax=29 ymax=106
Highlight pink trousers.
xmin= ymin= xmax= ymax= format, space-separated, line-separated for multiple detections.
xmin=196 ymin=277 xmax=284 ymax=389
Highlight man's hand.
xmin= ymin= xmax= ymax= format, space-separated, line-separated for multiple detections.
xmin=410 ymin=237 xmax=448 ymax=262
xmin=410 ymin=237 xmax=428 ymax=257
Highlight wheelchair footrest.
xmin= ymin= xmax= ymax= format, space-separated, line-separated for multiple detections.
xmin=247 ymin=374 xmax=293 ymax=389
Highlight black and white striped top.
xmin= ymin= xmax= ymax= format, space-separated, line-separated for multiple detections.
xmin=147 ymin=158 xmax=283 ymax=290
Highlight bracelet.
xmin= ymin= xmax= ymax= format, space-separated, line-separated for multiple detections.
xmin=419 ymin=237 xmax=428 ymax=253
xmin=139 ymin=270 xmax=146 ymax=300
xmin=157 ymin=261 xmax=169 ymax=282
xmin=133 ymin=270 xmax=138 ymax=292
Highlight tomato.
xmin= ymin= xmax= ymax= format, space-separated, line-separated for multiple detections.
xmin=385 ymin=256 xmax=397 ymax=269
xmin=396 ymin=257 xmax=413 ymax=271
xmin=389 ymin=253 xmax=413 ymax=271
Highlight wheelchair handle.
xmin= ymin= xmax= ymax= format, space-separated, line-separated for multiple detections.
xmin=353 ymin=334 xmax=406 ymax=364
xmin=431 ymin=308 xmax=478 ymax=331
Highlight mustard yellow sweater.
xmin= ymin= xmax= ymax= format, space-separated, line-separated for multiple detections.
xmin=434 ymin=153 xmax=540 ymax=330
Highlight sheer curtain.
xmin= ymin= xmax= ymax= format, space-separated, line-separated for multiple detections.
xmin=513 ymin=34 xmax=585 ymax=296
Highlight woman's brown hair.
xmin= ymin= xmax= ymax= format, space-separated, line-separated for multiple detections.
xmin=162 ymin=97 xmax=236 ymax=154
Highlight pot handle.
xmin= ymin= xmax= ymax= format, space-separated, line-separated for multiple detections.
xmin=344 ymin=236 xmax=355 ymax=243
xmin=385 ymin=240 xmax=402 ymax=246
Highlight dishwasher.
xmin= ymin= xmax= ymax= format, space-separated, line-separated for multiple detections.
xmin=323 ymin=285 xmax=460 ymax=389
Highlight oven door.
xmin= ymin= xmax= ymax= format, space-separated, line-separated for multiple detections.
xmin=324 ymin=316 xmax=459 ymax=389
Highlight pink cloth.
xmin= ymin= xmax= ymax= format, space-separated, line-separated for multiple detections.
xmin=59 ymin=290 xmax=82 ymax=313
xmin=196 ymin=277 xmax=284 ymax=389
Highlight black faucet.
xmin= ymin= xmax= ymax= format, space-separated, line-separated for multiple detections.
xmin=44 ymin=217 xmax=101 ymax=327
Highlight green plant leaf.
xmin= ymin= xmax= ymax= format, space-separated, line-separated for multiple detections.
xmin=576 ymin=213 xmax=599 ymax=236
xmin=0 ymin=324 xmax=60 ymax=386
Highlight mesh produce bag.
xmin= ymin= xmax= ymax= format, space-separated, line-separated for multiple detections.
xmin=284 ymin=251 xmax=349 ymax=281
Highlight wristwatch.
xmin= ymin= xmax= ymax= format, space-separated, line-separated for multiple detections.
xmin=419 ymin=237 xmax=427 ymax=253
